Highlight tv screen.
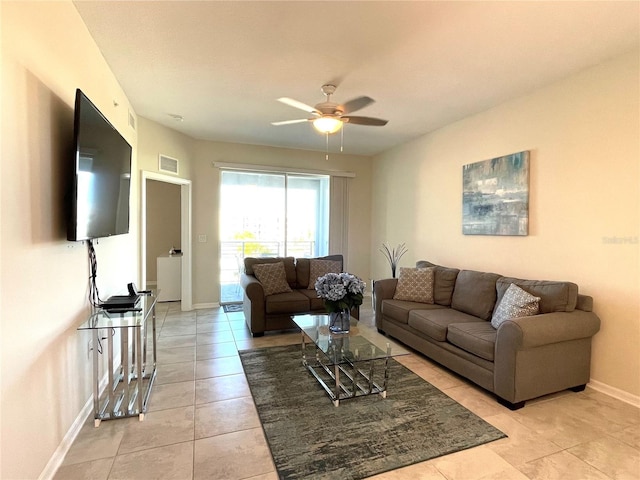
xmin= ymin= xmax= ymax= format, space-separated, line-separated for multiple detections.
xmin=67 ymin=89 xmax=132 ymax=241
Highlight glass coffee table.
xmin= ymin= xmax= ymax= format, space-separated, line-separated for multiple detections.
xmin=293 ymin=314 xmax=409 ymax=406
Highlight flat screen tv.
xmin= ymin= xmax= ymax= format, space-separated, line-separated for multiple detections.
xmin=67 ymin=89 xmax=132 ymax=241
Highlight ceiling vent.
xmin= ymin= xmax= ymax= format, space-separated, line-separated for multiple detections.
xmin=159 ymin=154 xmax=179 ymax=175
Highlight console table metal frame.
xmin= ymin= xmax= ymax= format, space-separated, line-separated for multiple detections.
xmin=78 ymin=292 xmax=159 ymax=426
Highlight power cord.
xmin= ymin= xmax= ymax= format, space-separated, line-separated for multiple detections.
xmin=87 ymin=239 xmax=103 ymax=308
xmin=86 ymin=239 xmax=114 ymax=354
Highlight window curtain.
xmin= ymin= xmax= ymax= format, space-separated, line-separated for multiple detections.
xmin=329 ymin=176 xmax=350 ymax=267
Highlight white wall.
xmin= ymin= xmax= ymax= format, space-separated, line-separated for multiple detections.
xmin=371 ymin=51 xmax=640 ymax=400
xmin=137 ymin=117 xmax=373 ymax=306
xmin=191 ymin=140 xmax=372 ymax=305
xmin=146 ymin=180 xmax=181 ymax=282
xmin=1 ymin=2 xmax=138 ymax=478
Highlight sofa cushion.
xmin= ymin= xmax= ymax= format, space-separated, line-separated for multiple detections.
xmin=496 ymin=277 xmax=578 ymax=313
xmin=382 ymin=299 xmax=444 ymax=325
xmin=296 ymin=255 xmax=343 ymax=288
xmin=252 ymin=262 xmax=293 ymax=296
xmin=447 ymin=322 xmax=497 ymax=361
xmin=491 ymin=283 xmax=541 ymax=329
xmin=307 ymin=259 xmax=343 ymax=290
xmin=393 ymin=267 xmax=435 ymax=303
xmin=451 ymin=270 xmax=501 ymax=320
xmin=245 ymin=257 xmax=297 ymax=287
xmin=416 ymin=261 xmax=460 ymax=306
xmin=265 ymin=291 xmax=310 ymax=314
xmin=297 ymin=288 xmax=325 ymax=311
xmin=408 ymin=308 xmax=485 ymax=342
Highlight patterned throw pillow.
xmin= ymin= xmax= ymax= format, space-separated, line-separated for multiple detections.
xmin=392 ymin=267 xmax=435 ymax=303
xmin=491 ymin=283 xmax=541 ymax=329
xmin=253 ymin=262 xmax=293 ymax=296
xmin=308 ymin=259 xmax=342 ymax=290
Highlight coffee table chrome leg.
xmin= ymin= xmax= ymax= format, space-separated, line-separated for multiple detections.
xmin=351 ymin=361 xmax=357 ymax=397
xmin=367 ymin=345 xmax=375 ymax=394
xmin=382 ymin=342 xmax=392 ymax=398
xmin=300 ymin=330 xmax=307 ymax=366
xmin=334 ymin=363 xmax=341 ymax=406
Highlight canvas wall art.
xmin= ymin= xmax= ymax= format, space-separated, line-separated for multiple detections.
xmin=462 ymin=151 xmax=530 ymax=236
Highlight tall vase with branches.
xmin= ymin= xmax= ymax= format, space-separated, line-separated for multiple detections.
xmin=380 ymin=243 xmax=408 ymax=278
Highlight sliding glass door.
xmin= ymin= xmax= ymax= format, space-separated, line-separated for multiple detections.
xmin=219 ymin=170 xmax=329 ymax=303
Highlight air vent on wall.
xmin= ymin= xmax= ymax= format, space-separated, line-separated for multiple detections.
xmin=159 ymin=154 xmax=179 ymax=175
xmin=128 ymin=110 xmax=136 ymax=130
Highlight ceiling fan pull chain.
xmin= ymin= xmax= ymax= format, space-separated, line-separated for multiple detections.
xmin=325 ymin=133 xmax=330 ymax=160
xmin=340 ymin=127 xmax=344 ymax=152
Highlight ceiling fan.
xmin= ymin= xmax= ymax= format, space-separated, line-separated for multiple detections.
xmin=271 ymin=84 xmax=388 ymax=134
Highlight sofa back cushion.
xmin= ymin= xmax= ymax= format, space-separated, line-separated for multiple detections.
xmin=491 ymin=283 xmax=541 ymax=328
xmin=244 ymin=257 xmax=297 ymax=288
xmin=415 ymin=261 xmax=460 ymax=306
xmin=306 ymin=259 xmax=343 ymax=290
xmin=495 ymin=277 xmax=578 ymax=313
xmin=296 ymin=254 xmax=343 ymax=288
xmin=252 ymin=262 xmax=293 ymax=296
xmin=451 ymin=270 xmax=501 ymax=320
xmin=392 ymin=267 xmax=435 ymax=303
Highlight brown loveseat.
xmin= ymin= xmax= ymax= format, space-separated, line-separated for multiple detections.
xmin=240 ymin=254 xmax=359 ymax=336
xmin=374 ymin=260 xmax=601 ymax=409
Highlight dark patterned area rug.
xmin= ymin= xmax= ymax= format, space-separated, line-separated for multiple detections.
xmin=239 ymin=344 xmax=506 ymax=480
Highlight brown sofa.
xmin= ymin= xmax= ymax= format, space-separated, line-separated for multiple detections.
xmin=240 ymin=254 xmax=359 ymax=337
xmin=374 ymin=260 xmax=601 ymax=409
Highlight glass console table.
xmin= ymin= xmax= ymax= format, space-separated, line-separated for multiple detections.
xmin=77 ymin=291 xmax=159 ymax=426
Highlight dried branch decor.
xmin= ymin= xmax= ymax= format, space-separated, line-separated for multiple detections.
xmin=380 ymin=242 xmax=408 ymax=278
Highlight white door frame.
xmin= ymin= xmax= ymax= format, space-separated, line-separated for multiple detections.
xmin=141 ymin=171 xmax=193 ymax=311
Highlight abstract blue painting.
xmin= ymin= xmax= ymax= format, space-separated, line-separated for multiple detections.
xmin=462 ymin=151 xmax=529 ymax=236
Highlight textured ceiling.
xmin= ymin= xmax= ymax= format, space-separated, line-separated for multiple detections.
xmin=74 ymin=1 xmax=639 ymax=156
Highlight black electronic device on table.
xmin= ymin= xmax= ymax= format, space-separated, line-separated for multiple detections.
xmin=128 ymin=282 xmax=152 ymax=295
xmin=100 ymin=294 xmax=140 ymax=311
xmin=99 ymin=283 xmax=155 ymax=311
xmin=100 ymin=283 xmax=145 ymax=311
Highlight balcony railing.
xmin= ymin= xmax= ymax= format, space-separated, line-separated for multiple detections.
xmin=219 ymin=240 xmax=316 ymax=303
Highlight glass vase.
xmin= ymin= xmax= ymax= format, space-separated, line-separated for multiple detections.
xmin=329 ymin=308 xmax=351 ymax=334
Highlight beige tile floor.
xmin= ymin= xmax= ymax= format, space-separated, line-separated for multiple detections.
xmin=55 ymin=303 xmax=640 ymax=480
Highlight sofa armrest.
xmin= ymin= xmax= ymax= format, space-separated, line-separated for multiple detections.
xmin=240 ymin=273 xmax=264 ymax=298
xmin=494 ymin=309 xmax=601 ymax=403
xmin=497 ymin=310 xmax=601 ymax=349
xmin=373 ymin=278 xmax=398 ymax=329
xmin=240 ymin=273 xmax=266 ymax=335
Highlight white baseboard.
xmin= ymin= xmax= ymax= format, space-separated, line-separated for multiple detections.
xmin=38 ymin=396 xmax=93 ymax=480
xmin=193 ymin=302 xmax=220 ymax=310
xmin=38 ymin=374 xmax=110 ymax=480
xmin=588 ymin=379 xmax=640 ymax=408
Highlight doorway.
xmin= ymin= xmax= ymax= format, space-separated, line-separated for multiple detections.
xmin=141 ymin=171 xmax=192 ymax=311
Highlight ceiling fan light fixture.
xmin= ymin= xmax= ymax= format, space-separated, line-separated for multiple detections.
xmin=313 ymin=116 xmax=343 ymax=134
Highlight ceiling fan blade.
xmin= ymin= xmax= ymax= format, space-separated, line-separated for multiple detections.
xmin=277 ymin=97 xmax=320 ymax=115
xmin=342 ymin=116 xmax=388 ymax=126
xmin=271 ymin=119 xmax=311 ymax=126
xmin=340 ymin=96 xmax=374 ymax=114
